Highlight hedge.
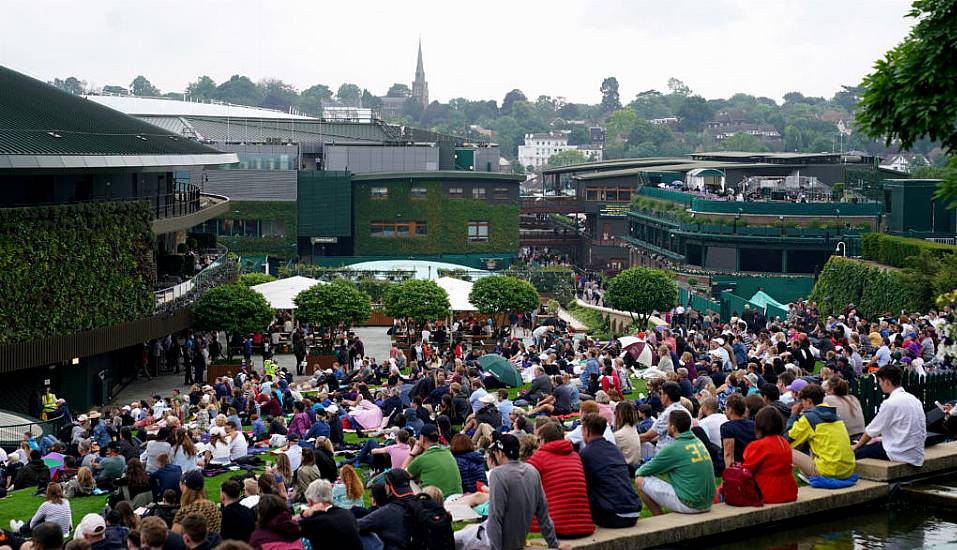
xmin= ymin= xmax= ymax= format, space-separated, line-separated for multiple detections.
xmin=0 ymin=202 xmax=155 ymax=345
xmin=861 ymin=233 xmax=957 ymax=268
xmin=809 ymin=256 xmax=929 ymax=318
xmin=353 ymin=181 xmax=519 ymax=256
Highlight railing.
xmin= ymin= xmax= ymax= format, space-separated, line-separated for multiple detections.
xmin=927 ymin=237 xmax=957 ymax=245
xmin=851 ymin=370 xmax=957 ymax=423
xmin=152 ymin=183 xmax=202 ymax=220
xmin=636 ymin=187 xmax=883 ymax=216
xmin=154 ymin=246 xmax=236 ymax=312
xmin=0 ymin=412 xmax=66 ymax=450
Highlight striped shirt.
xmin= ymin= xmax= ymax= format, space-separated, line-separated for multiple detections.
xmin=31 ymin=500 xmax=72 ymax=536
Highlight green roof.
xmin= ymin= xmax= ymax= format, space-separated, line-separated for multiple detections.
xmin=351 ymin=171 xmax=523 ymax=183
xmin=0 ymin=65 xmax=232 ymax=161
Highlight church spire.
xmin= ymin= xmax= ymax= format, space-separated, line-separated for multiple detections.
xmin=412 ymin=38 xmax=429 ymax=108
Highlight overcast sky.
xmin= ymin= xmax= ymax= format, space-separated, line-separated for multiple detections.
xmin=3 ymin=0 xmax=915 ymax=105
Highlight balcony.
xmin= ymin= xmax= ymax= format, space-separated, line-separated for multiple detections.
xmin=151 ymin=184 xmax=230 ymax=235
xmin=154 ymin=246 xmax=237 ymax=312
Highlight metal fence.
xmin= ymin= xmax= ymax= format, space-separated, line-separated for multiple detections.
xmin=0 ymin=412 xmax=66 ymax=450
xmin=851 ymin=370 xmax=957 ymax=423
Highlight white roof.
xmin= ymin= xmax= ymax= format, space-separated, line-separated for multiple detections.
xmin=435 ymin=277 xmax=477 ymax=311
xmin=344 ymin=259 xmax=491 ymax=281
xmin=83 ymin=95 xmax=318 ymax=120
xmin=252 ymin=276 xmax=326 ymax=310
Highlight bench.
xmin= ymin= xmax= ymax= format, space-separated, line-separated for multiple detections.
xmin=855 ymin=441 xmax=957 ymax=482
xmin=549 ymin=480 xmax=888 ymax=549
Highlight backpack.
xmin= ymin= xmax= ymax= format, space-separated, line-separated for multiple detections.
xmin=403 ymin=493 xmax=454 ymax=550
xmin=720 ymin=463 xmax=763 ymax=507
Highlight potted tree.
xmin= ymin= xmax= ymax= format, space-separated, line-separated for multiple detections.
xmin=604 ymin=267 xmax=678 ymax=331
xmin=294 ymin=279 xmax=372 ymax=374
xmin=469 ymin=275 xmax=541 ymax=334
xmin=383 ymin=279 xmax=450 ymax=347
xmin=192 ymin=283 xmax=274 ymax=382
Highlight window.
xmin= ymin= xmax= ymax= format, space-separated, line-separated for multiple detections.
xmin=448 ymin=187 xmax=464 ymax=199
xmin=411 ymin=187 xmax=427 ymax=200
xmin=370 ymin=221 xmax=427 ymax=238
xmin=472 ymin=187 xmax=486 ymax=199
xmin=584 ymin=187 xmax=635 ymax=201
xmin=370 ymin=187 xmax=389 ymax=200
xmin=468 ymin=221 xmax=489 ymax=242
xmin=261 ymin=220 xmax=285 ymax=237
xmin=494 ymin=187 xmax=509 ymax=200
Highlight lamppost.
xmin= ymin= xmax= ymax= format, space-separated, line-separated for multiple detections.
xmin=734 ymin=208 xmax=742 ymax=234
xmin=835 ymin=241 xmax=847 ymax=257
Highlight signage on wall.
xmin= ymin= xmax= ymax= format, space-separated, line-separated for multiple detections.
xmin=600 ymin=204 xmax=629 ymax=217
xmin=310 ymin=237 xmax=338 ymax=244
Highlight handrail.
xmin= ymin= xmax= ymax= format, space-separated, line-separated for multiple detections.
xmin=0 ymin=411 xmax=66 ymax=449
xmin=154 ymin=245 xmax=234 ymax=310
xmin=0 ymin=183 xmax=211 ymax=220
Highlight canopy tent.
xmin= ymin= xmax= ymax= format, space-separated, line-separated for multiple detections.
xmin=345 ymin=259 xmax=491 ymax=281
xmin=252 ymin=276 xmax=326 ymax=310
xmin=749 ymin=290 xmax=788 ymax=311
xmin=435 ymin=276 xmax=477 ymax=312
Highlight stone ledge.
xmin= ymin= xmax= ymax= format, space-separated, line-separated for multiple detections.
xmin=547 ymin=481 xmax=888 ymax=550
xmin=855 ymin=441 xmax=957 ymax=482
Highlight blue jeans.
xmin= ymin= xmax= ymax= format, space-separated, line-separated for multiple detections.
xmin=360 ymin=533 xmax=383 ymax=550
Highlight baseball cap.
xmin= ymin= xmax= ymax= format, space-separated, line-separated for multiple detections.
xmin=479 ymin=394 xmax=497 ymax=404
xmin=181 ymin=470 xmax=204 ymax=491
xmin=489 ymin=433 xmax=520 ymax=460
xmin=419 ymin=424 xmax=440 ymax=442
xmin=78 ymin=513 xmax=106 ymax=536
xmin=383 ymin=469 xmax=413 ymax=495
xmin=789 ymin=379 xmax=809 ymax=393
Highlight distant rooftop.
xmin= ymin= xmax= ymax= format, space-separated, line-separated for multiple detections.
xmin=84 ymin=94 xmax=318 ymax=120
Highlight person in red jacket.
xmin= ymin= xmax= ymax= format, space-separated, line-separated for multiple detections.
xmin=742 ymin=407 xmax=798 ymax=504
xmin=526 ymin=421 xmax=595 ymax=538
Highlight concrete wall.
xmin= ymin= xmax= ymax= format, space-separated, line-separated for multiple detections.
xmin=323 ymin=145 xmax=439 ymax=173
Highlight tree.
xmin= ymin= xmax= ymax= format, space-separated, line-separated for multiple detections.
xmin=402 ymin=96 xmax=424 ymax=121
xmin=675 ymin=95 xmax=713 ymax=132
xmin=667 ymin=77 xmax=691 ymax=96
xmin=336 ymin=83 xmax=362 ymax=105
xmin=855 ymin=0 xmax=957 ymax=206
xmin=51 ymin=77 xmax=87 ymax=95
xmin=600 ymin=77 xmax=621 ymax=112
xmin=386 ymin=83 xmax=413 ymax=98
xmin=383 ymin=280 xmax=450 ymax=329
xmin=294 ymin=279 xmax=371 ymax=331
xmin=604 ymin=267 xmax=677 ymax=327
xmin=718 ymin=133 xmax=769 ymax=152
xmin=362 ymin=89 xmax=382 ymax=110
xmin=566 ymin=126 xmax=590 ymax=145
xmin=298 ymin=84 xmax=333 ymax=115
xmin=259 ymin=79 xmax=298 ymax=111
xmin=186 ymin=76 xmax=217 ymax=100
xmin=102 ymin=85 xmax=129 ymax=95
xmin=238 ymin=273 xmax=276 ymax=287
xmin=469 ymin=276 xmax=540 ymax=326
xmin=605 ymin=108 xmax=639 ymax=139
xmin=501 ymin=89 xmax=527 ymax=114
xmin=543 ymin=149 xmax=588 ymax=170
xmin=130 ymin=75 xmax=159 ymax=96
xmin=193 ymin=283 xmax=273 ymax=360
xmin=216 ymin=75 xmax=262 ymax=105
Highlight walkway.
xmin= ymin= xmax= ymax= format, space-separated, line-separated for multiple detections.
xmin=110 ymin=326 xmax=393 ymax=406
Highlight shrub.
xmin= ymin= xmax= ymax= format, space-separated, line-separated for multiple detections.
xmin=861 ymin=233 xmax=957 ymax=268
xmin=809 ymin=256 xmax=930 ymax=318
xmin=238 ymin=273 xmax=277 ymax=287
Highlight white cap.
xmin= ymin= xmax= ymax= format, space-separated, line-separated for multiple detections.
xmin=479 ymin=394 xmax=497 ymax=404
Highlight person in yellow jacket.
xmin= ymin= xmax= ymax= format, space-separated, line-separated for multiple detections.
xmin=40 ymin=387 xmax=57 ymax=420
xmin=787 ymin=383 xmax=856 ymax=479
xmin=263 ymin=358 xmax=278 ymax=380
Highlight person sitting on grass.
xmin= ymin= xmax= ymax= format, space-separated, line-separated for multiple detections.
xmin=742 ymin=407 xmax=798 ymax=503
xmin=636 ymin=409 xmax=716 ymax=516
xmin=787 ymin=384 xmax=856 ymax=481
xmin=10 ymin=483 xmax=72 ymax=538
xmin=403 ymin=424 xmax=462 ymax=499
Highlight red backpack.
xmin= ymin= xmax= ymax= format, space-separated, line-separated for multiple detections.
xmin=721 ymin=463 xmax=763 ymax=506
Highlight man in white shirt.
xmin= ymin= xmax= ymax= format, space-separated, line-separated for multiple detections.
xmin=225 ymin=421 xmax=248 ymax=461
xmin=284 ymin=433 xmax=303 ymax=471
xmin=853 ymin=365 xmax=926 ymax=466
xmin=640 ymin=382 xmax=686 ymax=452
xmin=697 ymin=397 xmax=727 ymax=448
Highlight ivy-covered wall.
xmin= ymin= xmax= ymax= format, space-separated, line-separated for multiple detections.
xmin=214 ymin=201 xmax=297 ymax=258
xmin=353 ymin=181 xmax=519 ymax=256
xmin=0 ymin=202 xmax=155 ymax=345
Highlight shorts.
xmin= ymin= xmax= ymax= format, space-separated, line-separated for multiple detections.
xmin=639 ymin=476 xmax=709 ymax=514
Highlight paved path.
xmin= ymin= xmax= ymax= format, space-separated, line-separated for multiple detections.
xmin=110 ymin=326 xmax=394 ymax=406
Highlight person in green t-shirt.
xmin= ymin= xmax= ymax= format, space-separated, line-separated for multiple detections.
xmin=635 ymin=409 xmax=715 ymax=515
xmin=94 ymin=442 xmax=127 ymax=487
xmin=403 ymin=424 xmax=462 ymax=498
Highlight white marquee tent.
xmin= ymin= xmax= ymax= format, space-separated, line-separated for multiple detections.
xmin=435 ymin=276 xmax=477 ymax=312
xmin=252 ymin=276 xmax=326 ymax=310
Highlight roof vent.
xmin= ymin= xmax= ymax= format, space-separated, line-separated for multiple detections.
xmin=47 ymin=131 xmax=62 ymax=138
xmin=135 ymin=135 xmax=148 ymax=141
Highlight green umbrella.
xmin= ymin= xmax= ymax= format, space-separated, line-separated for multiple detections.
xmin=478 ymin=354 xmax=523 ymax=387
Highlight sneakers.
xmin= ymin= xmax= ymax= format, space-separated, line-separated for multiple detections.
xmin=9 ymin=519 xmax=23 ymax=532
